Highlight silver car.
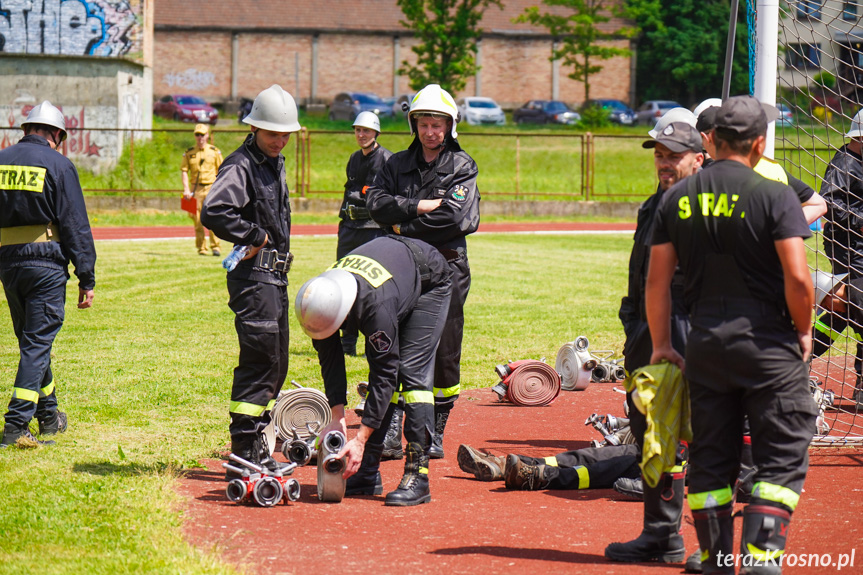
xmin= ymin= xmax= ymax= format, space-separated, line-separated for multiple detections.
xmin=456 ymin=97 xmax=506 ymax=125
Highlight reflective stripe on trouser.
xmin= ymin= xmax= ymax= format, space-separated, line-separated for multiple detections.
xmin=1 ymin=266 xmax=66 ymax=430
xmin=433 ymin=253 xmax=470 ymax=411
xmin=193 ymin=186 xmax=220 ymax=253
xmin=369 ymin=282 xmax=451 ymax=451
xmin=227 ymin=278 xmax=289 ymax=438
xmin=686 ymin=324 xmax=815 ymax=504
xmin=517 ymin=443 xmax=641 ymax=490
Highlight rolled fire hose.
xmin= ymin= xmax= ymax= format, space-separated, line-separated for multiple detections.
xmin=261 ymin=420 xmax=277 ymax=456
xmin=272 ymin=382 xmax=331 ymax=442
xmin=317 ymin=430 xmax=347 ymax=503
xmin=555 ymin=336 xmax=596 ymax=391
xmin=505 ymin=361 xmax=561 ymax=406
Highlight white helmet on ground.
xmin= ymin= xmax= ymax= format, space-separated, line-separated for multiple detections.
xmin=812 ymin=270 xmax=847 ymax=307
xmin=408 ymin=84 xmax=459 ymax=139
xmin=21 ymin=101 xmax=67 ymax=142
xmin=295 ymin=269 xmax=358 ymax=340
xmin=353 ymin=111 xmax=381 ymax=133
xmin=243 ymin=85 xmax=301 ymax=133
xmin=648 ymin=107 xmax=697 ymax=139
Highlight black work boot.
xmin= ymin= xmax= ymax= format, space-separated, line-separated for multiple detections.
xmin=1 ymin=425 xmax=55 ymax=448
xmin=738 ymin=501 xmax=792 ymax=575
xmin=346 ymin=442 xmax=385 ymax=496
xmin=381 ymin=405 xmax=404 ymax=460
xmin=503 ymin=454 xmax=551 ymax=490
xmin=605 ymin=470 xmax=686 ymax=563
xmin=684 ymin=548 xmax=703 ymax=573
xmin=613 ymin=476 xmax=644 ymax=500
xmin=385 ymin=442 xmax=431 ymax=506
xmin=457 ymin=444 xmax=506 ymax=481
xmin=257 ymin=432 xmax=291 ymax=475
xmin=427 ymin=409 xmax=450 ymax=459
xmin=225 ymin=434 xmax=259 ymax=480
xmin=692 ymin=504 xmax=734 ymax=574
xmin=38 ymin=411 xmax=68 ymax=436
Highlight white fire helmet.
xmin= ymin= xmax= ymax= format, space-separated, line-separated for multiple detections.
xmin=21 ymin=101 xmax=67 ymax=142
xmin=648 ymin=107 xmax=697 ymax=139
xmin=353 ymin=111 xmax=381 ymax=133
xmin=812 ymin=270 xmax=847 ymax=307
xmin=295 ymin=269 xmax=358 ymax=340
xmin=846 ymin=109 xmax=863 ymax=139
xmin=243 ymin=85 xmax=302 ymax=133
xmin=693 ymin=98 xmax=723 ymax=121
xmin=408 ymin=84 xmax=459 ymax=139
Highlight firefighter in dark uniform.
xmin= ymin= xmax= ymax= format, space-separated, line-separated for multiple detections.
xmin=296 ymin=236 xmax=452 ymax=506
xmin=647 ymin=96 xmax=816 ymax=574
xmin=366 ymin=84 xmax=480 ymax=461
xmin=200 ymin=85 xmax=300 ymax=474
xmin=181 ymin=123 xmax=223 ymax=256
xmin=815 ymin=110 xmax=863 ymax=403
xmin=605 ymin=113 xmax=703 ymax=564
xmin=336 ymin=111 xmax=391 ymax=356
xmin=0 ymin=101 xmax=96 ymax=448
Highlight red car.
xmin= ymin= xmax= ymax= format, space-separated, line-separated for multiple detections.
xmin=153 ymin=94 xmax=219 ymax=124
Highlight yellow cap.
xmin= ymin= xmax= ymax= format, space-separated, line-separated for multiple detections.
xmin=194 ymin=123 xmax=209 ymax=135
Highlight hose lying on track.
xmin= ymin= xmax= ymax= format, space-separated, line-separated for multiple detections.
xmin=555 ymin=336 xmax=596 ymax=391
xmin=506 ymin=361 xmax=561 ymax=406
xmin=272 ymin=382 xmax=331 ymax=441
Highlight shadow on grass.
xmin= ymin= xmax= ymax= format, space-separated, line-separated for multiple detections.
xmin=73 ymin=460 xmax=177 ymax=476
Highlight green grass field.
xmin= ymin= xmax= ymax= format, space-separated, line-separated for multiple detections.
xmin=0 ymin=232 xmax=631 ymax=574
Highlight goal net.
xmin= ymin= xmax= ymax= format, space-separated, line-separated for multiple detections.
xmin=767 ymin=0 xmax=863 ymax=445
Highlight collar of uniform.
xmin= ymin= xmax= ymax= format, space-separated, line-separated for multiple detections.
xmin=243 ymin=132 xmax=283 ymax=172
xmin=402 ymin=140 xmax=456 ymax=175
xmin=20 ymin=134 xmax=52 ymax=147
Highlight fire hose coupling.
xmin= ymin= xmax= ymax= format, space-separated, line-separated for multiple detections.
xmin=585 ymin=413 xmax=632 ymax=448
xmin=587 ymin=349 xmax=626 ymax=384
xmin=282 ymin=423 xmax=321 ymax=466
xmin=491 ymin=359 xmax=561 ymax=407
xmin=222 ymin=453 xmax=300 ymax=507
xmin=354 ymin=382 xmax=369 ymax=416
xmin=317 ymin=430 xmax=347 ymax=503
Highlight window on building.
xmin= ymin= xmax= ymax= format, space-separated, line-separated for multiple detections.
xmin=843 ymin=1 xmax=857 ymax=20
xmin=786 ymin=43 xmax=822 ymax=70
xmin=796 ymin=0 xmax=822 ymax=19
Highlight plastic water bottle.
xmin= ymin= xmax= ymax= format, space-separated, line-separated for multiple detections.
xmin=222 ymin=245 xmax=250 ymax=272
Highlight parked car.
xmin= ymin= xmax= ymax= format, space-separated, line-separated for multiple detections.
xmin=328 ymin=92 xmax=393 ymax=122
xmin=776 ymin=102 xmax=795 ymax=126
xmin=456 ymin=97 xmax=506 ymax=125
xmin=512 ymin=100 xmax=581 ymax=125
xmin=581 ymin=99 xmax=635 ymax=125
xmin=635 ymin=100 xmax=682 ymax=126
xmin=153 ymin=95 xmax=219 ymax=124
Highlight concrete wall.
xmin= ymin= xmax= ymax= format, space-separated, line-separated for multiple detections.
xmin=153 ymin=30 xmax=632 ymax=109
xmin=0 ymin=56 xmax=153 ymax=173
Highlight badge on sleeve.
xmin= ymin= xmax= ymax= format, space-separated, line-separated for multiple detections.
xmin=451 ymin=184 xmax=469 ymax=201
xmin=369 ymin=330 xmax=392 ymax=353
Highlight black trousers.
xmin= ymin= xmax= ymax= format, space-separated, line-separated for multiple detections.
xmin=519 ymin=444 xmax=640 ymax=490
xmin=686 ymin=309 xmax=817 ymax=499
xmin=433 ymin=253 xmax=470 ymax=411
xmin=227 ymin=278 xmax=290 ymax=438
xmin=336 ymin=224 xmax=385 ymax=351
xmin=368 ymin=281 xmax=451 ymax=449
xmin=1 ymin=266 xmax=66 ymax=430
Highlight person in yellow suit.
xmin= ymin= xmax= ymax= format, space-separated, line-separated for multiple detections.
xmin=182 ymin=123 xmax=223 ymax=256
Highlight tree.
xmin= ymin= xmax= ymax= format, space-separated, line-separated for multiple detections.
xmin=397 ymin=0 xmax=503 ymax=94
xmin=626 ymin=0 xmax=751 ymax=106
xmin=515 ymin=0 xmax=636 ymax=102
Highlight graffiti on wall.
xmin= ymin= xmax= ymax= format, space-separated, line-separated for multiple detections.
xmin=0 ymin=0 xmax=142 ymax=58
xmin=163 ymin=68 xmax=217 ymax=91
xmin=1 ymin=103 xmax=121 ymax=173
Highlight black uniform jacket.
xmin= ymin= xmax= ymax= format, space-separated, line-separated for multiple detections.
xmin=313 ymin=237 xmax=452 ymax=430
xmin=0 ymin=135 xmax=96 ymax=290
xmin=821 ymin=144 xmax=863 ymax=265
xmin=201 ymin=133 xmax=291 ymax=286
xmin=366 ymin=138 xmax=480 ymax=251
xmin=340 ymin=145 xmax=392 ymax=228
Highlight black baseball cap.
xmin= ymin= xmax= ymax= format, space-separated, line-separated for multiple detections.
xmin=713 ymin=95 xmax=781 ymax=139
xmin=642 ymin=122 xmax=703 ymax=153
xmin=696 ymin=107 xmax=718 ymax=133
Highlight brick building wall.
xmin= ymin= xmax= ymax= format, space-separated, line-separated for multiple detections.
xmin=154 ymin=30 xmax=631 ymax=109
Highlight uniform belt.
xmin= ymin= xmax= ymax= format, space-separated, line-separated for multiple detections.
xmin=343 ymin=205 xmax=371 ymax=221
xmin=0 ymin=223 xmax=59 ymax=246
xmin=255 ymin=248 xmax=293 ymax=273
